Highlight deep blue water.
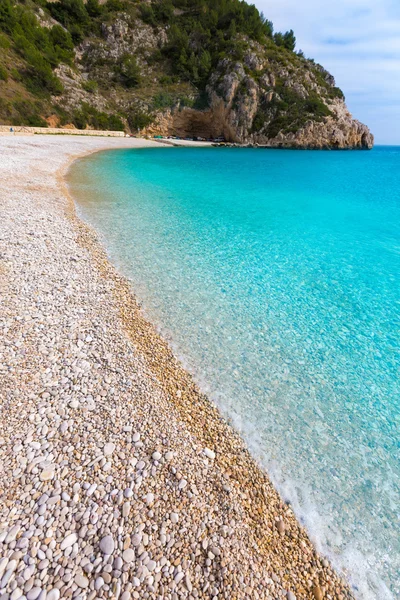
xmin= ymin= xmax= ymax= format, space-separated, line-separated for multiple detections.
xmin=68 ymin=147 xmax=400 ymax=599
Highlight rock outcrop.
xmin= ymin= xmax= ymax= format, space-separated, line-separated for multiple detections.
xmin=144 ymin=51 xmax=373 ymax=149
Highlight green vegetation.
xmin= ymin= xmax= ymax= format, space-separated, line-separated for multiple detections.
xmin=0 ymin=0 xmax=345 ymax=138
xmin=252 ymin=84 xmax=332 ymax=138
xmin=140 ymin=0 xmax=279 ymax=88
xmin=0 ymin=64 xmax=8 ymax=81
xmin=127 ymin=110 xmax=154 ymax=131
xmin=82 ymin=79 xmax=98 ymax=94
xmin=118 ymin=54 xmax=141 ymax=88
xmin=71 ymin=102 xmax=124 ymax=130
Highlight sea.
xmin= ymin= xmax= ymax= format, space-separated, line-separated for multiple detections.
xmin=67 ymin=146 xmax=400 ymax=599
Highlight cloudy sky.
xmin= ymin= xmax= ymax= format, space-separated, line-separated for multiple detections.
xmin=255 ymin=0 xmax=400 ymax=145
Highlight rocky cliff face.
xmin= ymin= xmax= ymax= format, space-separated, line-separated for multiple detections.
xmin=144 ymin=46 xmax=373 ymax=149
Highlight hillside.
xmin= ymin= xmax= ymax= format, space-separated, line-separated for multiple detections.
xmin=0 ymin=0 xmax=373 ymax=148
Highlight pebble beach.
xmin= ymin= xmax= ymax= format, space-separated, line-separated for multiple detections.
xmin=0 ymin=136 xmax=355 ymax=600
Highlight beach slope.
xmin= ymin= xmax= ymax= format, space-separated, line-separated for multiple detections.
xmin=0 ymin=136 xmax=353 ymax=600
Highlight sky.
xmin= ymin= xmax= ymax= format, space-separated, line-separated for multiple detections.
xmin=255 ymin=0 xmax=400 ymax=145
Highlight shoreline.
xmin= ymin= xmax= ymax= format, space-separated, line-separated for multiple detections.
xmin=0 ymin=135 xmax=354 ymax=600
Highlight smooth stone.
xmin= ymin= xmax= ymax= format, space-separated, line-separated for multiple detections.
xmin=40 ymin=468 xmax=55 ymax=482
xmin=60 ymin=533 xmax=77 ymax=551
xmin=203 ymin=448 xmax=216 ymax=460
xmin=131 ymin=534 xmax=141 ymax=547
xmin=152 ymin=452 xmax=161 ymax=461
xmin=86 ymin=484 xmax=97 ymax=496
xmin=122 ymin=502 xmax=130 ymax=517
xmin=5 ymin=526 xmax=20 ymax=544
xmin=75 ymin=574 xmax=89 ymax=588
xmin=174 ymin=572 xmax=184 ymax=584
xmin=146 ymin=560 xmax=156 ymax=572
xmin=1 ymin=569 xmax=15 ymax=588
xmin=103 ymin=443 xmax=115 ymax=456
xmin=99 ymin=535 xmax=115 ymax=555
xmin=0 ymin=558 xmax=8 ymax=577
xmin=145 ymin=493 xmax=154 ymax=505
xmin=46 ymin=590 xmax=60 ymax=600
xmin=27 ymin=589 xmax=42 ymax=600
xmin=94 ymin=577 xmax=104 ymax=591
xmin=170 ymin=512 xmax=179 ymax=524
xmin=287 ymin=592 xmax=296 ymax=600
xmin=277 ymin=520 xmax=285 ymax=535
xmin=313 ymin=587 xmax=323 ymax=600
xmin=122 ymin=549 xmax=134 ymax=563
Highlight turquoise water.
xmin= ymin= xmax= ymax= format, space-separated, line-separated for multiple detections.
xmin=68 ymin=147 xmax=400 ymax=599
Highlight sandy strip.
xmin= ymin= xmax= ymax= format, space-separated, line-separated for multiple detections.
xmin=0 ymin=135 xmax=353 ymax=600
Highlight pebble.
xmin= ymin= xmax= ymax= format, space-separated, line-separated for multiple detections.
xmin=99 ymin=535 xmax=115 ymax=555
xmin=122 ymin=549 xmax=135 ymax=563
xmin=203 ymin=448 xmax=216 ymax=460
xmin=104 ymin=442 xmax=115 ymax=456
xmin=27 ymin=589 xmax=42 ymax=600
xmin=131 ymin=534 xmax=142 ymax=547
xmin=75 ymin=573 xmax=89 ymax=588
xmin=60 ymin=533 xmax=78 ymax=550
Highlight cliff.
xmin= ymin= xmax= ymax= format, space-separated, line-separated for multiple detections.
xmin=0 ymin=0 xmax=373 ymax=149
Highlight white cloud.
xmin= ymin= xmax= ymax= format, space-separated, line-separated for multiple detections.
xmin=255 ymin=0 xmax=400 ymax=144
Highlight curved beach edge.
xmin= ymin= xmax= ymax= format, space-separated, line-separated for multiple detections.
xmin=0 ymin=135 xmax=354 ymax=600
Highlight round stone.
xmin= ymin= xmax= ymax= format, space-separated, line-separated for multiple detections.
xmin=147 ymin=560 xmax=156 ymax=572
xmin=40 ymin=468 xmax=55 ymax=481
xmin=27 ymin=588 xmax=42 ymax=600
xmin=99 ymin=535 xmax=115 ymax=555
xmin=145 ymin=493 xmax=154 ymax=505
xmin=47 ymin=590 xmax=60 ymax=600
xmin=104 ymin=442 xmax=115 ymax=456
xmin=75 ymin=573 xmax=89 ymax=588
xmin=95 ymin=577 xmax=104 ymax=591
xmin=122 ymin=549 xmax=135 ymax=563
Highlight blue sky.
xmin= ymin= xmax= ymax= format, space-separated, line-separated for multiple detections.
xmin=255 ymin=0 xmax=400 ymax=144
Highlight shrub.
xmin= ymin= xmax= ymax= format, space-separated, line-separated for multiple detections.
xmin=119 ymin=55 xmax=141 ymax=88
xmin=127 ymin=111 xmax=153 ymax=131
xmin=72 ymin=103 xmax=125 ymax=131
xmin=152 ymin=92 xmax=174 ymax=110
xmin=0 ymin=64 xmax=8 ymax=81
xmin=0 ymin=33 xmax=10 ymax=48
xmin=82 ymin=79 xmax=98 ymax=93
xmin=13 ymin=100 xmax=48 ymax=126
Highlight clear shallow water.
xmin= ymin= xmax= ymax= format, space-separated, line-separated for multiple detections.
xmin=68 ymin=147 xmax=400 ymax=599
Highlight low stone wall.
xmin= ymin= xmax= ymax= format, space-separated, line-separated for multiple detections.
xmin=0 ymin=125 xmax=125 ymax=137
